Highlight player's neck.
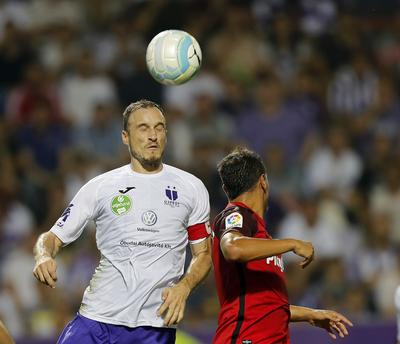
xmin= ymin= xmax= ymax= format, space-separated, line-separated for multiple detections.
xmin=130 ymin=159 xmax=163 ymax=174
xmin=231 ymin=194 xmax=265 ymax=219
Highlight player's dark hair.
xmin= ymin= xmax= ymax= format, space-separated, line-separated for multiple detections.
xmin=217 ymin=147 xmax=266 ymax=200
xmin=122 ymin=99 xmax=165 ymax=130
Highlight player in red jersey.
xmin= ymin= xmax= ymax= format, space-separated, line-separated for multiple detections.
xmin=212 ymin=147 xmax=353 ymax=344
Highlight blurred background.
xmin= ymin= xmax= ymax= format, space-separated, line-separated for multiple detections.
xmin=0 ymin=0 xmax=399 ymax=343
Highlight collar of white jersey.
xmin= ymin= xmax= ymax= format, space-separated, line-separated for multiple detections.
xmin=125 ymin=163 xmax=167 ymax=177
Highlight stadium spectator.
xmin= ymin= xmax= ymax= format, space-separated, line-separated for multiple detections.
xmin=60 ymin=51 xmax=117 ymax=128
xmin=304 ymin=125 xmax=362 ymax=200
xmin=236 ymin=72 xmax=317 ymax=163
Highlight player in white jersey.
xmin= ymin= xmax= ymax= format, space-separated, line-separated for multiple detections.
xmin=396 ymin=285 xmax=400 ymax=344
xmin=33 ymin=100 xmax=212 ymax=344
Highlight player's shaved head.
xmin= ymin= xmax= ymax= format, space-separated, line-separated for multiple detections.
xmin=217 ymin=147 xmax=266 ymax=200
xmin=122 ymin=99 xmax=165 ymax=131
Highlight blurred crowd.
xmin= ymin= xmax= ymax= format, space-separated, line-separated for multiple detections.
xmin=0 ymin=0 xmax=400 ymax=341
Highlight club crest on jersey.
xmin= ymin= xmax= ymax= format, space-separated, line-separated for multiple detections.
xmin=164 ymin=186 xmax=180 ymax=207
xmin=165 ymin=186 xmax=178 ymax=201
xmin=225 ymin=212 xmax=243 ymax=230
xmin=111 ymin=195 xmax=132 ymax=215
xmin=57 ymin=203 xmax=74 ymax=227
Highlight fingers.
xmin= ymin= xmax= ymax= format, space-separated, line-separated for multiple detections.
xmin=335 ymin=321 xmax=349 ymax=336
xmin=328 ymin=331 xmax=337 ymax=340
xmin=34 ymin=269 xmax=46 ymax=284
xmin=325 ymin=311 xmax=352 ymax=339
xmin=330 ymin=321 xmax=345 ymax=338
xmin=177 ymin=302 xmax=186 ymax=324
xmin=329 ymin=311 xmax=353 ymax=328
xmin=164 ymin=303 xmax=178 ymax=326
xmin=42 ymin=269 xmax=56 ymax=288
xmin=296 ymin=241 xmax=314 ymax=269
xmin=299 ymin=251 xmax=314 ymax=268
xmin=48 ymin=264 xmax=58 ymax=281
xmin=157 ymin=287 xmax=187 ymax=326
xmin=166 ymin=301 xmax=186 ymax=326
xmin=33 ymin=261 xmax=57 ymax=288
xmin=335 ymin=313 xmax=353 ymax=327
xmin=157 ymin=293 xmax=170 ymax=318
xmin=161 ymin=288 xmax=169 ymax=301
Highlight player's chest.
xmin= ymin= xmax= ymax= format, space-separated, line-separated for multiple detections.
xmin=96 ymin=182 xmax=191 ymax=232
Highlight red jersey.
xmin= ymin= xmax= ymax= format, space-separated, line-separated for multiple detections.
xmin=212 ymin=202 xmax=290 ymax=344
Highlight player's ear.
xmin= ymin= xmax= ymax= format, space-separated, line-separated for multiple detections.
xmin=260 ymin=174 xmax=267 ymax=193
xmin=121 ymin=130 xmax=129 ymax=146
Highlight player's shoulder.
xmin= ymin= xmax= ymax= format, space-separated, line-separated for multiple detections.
xmin=214 ymin=204 xmax=250 ymax=228
xmin=82 ymin=165 xmax=130 ymax=189
xmin=163 ymin=164 xmax=206 ymax=189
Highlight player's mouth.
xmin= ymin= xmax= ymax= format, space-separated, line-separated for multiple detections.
xmin=146 ymin=144 xmax=159 ymax=150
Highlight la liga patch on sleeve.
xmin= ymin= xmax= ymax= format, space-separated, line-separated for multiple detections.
xmin=225 ymin=212 xmax=243 ymax=230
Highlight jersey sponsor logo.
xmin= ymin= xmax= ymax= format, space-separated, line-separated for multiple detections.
xmin=266 ymin=255 xmax=284 ymax=272
xmin=120 ymin=239 xmax=171 ymax=249
xmin=111 ymin=195 xmax=132 ymax=215
xmin=57 ymin=203 xmax=74 ymax=227
xmin=137 ymin=227 xmax=159 ymax=233
xmin=141 ymin=210 xmax=157 ymax=226
xmin=242 ymin=340 xmax=252 ymax=344
xmin=119 ymin=186 xmax=135 ymax=194
xmin=225 ymin=212 xmax=243 ymax=230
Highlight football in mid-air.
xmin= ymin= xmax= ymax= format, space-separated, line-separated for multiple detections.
xmin=146 ymin=30 xmax=202 ymax=85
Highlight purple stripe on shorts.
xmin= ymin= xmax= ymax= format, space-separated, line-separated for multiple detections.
xmin=57 ymin=313 xmax=176 ymax=344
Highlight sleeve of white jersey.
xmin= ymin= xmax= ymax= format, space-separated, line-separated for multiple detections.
xmin=50 ymin=179 xmax=98 ymax=245
xmin=187 ymin=178 xmax=211 ymax=244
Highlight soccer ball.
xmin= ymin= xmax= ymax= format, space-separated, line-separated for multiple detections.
xmin=146 ymin=30 xmax=202 ymax=85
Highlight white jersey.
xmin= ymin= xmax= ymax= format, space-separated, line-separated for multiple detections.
xmin=50 ymin=164 xmax=210 ymax=328
xmin=396 ymin=285 xmax=400 ymax=342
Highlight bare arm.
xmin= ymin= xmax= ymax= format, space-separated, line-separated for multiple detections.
xmin=221 ymin=231 xmax=314 ymax=268
xmin=290 ymin=305 xmax=353 ymax=339
xmin=180 ymin=236 xmax=212 ymax=291
xmin=0 ymin=320 xmax=14 ymax=344
xmin=157 ymin=237 xmax=212 ymax=326
xmin=33 ymin=231 xmax=63 ymax=288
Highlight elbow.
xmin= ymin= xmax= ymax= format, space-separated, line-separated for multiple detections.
xmin=222 ymin=243 xmax=245 ymax=262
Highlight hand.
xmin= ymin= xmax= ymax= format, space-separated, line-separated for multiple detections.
xmin=157 ymin=281 xmax=191 ymax=326
xmin=33 ymin=256 xmax=58 ymax=288
xmin=293 ymin=240 xmax=314 ymax=268
xmin=309 ymin=309 xmax=353 ymax=339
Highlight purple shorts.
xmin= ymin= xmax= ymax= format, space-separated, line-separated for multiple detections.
xmin=57 ymin=313 xmax=176 ymax=344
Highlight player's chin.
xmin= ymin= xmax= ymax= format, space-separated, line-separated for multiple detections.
xmin=145 ymin=150 xmax=162 ymax=160
xmin=143 ymin=155 xmax=162 ymax=167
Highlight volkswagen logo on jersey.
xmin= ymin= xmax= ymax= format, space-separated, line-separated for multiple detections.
xmin=141 ymin=211 xmax=157 ymax=226
xmin=165 ymin=186 xmax=178 ymax=201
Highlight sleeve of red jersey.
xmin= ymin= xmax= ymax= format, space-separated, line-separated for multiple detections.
xmin=187 ymin=178 xmax=211 ymax=244
xmin=221 ymin=209 xmax=254 ymax=238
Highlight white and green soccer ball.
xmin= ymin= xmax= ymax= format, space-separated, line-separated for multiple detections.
xmin=146 ymin=30 xmax=202 ymax=85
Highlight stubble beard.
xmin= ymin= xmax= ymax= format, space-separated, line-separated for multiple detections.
xmin=129 ymin=142 xmax=162 ymax=171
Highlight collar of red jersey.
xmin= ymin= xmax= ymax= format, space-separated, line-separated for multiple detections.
xmin=227 ymin=201 xmax=266 ymax=228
